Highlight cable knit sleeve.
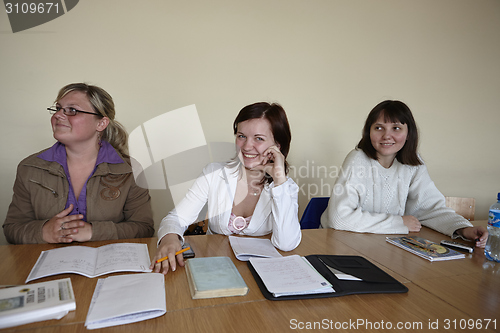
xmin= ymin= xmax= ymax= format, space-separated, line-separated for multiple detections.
xmin=405 ymin=164 xmax=472 ymax=237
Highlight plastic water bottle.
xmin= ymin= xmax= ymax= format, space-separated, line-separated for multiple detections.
xmin=485 ymin=192 xmax=500 ymax=262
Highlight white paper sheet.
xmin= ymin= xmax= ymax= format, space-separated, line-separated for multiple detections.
xmin=85 ymin=273 xmax=166 ymax=329
xmin=249 ymin=255 xmax=334 ymax=297
xmin=229 ymin=236 xmax=283 ymax=261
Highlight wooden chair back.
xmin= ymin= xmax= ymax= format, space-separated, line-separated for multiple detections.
xmin=445 ymin=197 xmax=475 ymax=221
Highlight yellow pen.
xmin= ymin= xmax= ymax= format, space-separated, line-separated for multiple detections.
xmin=155 ymin=247 xmax=191 ymax=264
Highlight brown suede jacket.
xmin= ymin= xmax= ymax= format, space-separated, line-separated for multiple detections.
xmin=3 ymin=149 xmax=154 ymax=244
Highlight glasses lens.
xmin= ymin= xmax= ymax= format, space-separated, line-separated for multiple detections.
xmin=65 ymin=107 xmax=77 ymax=116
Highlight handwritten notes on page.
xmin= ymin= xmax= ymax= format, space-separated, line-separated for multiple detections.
xmin=229 ymin=236 xmax=282 ymax=261
xmin=249 ymin=255 xmax=334 ymax=297
xmin=94 ymin=243 xmax=150 ymax=275
xmin=26 ymin=243 xmax=151 ymax=283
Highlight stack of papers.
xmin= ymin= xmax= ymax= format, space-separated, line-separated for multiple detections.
xmin=249 ymin=255 xmax=334 ymax=297
xmin=85 ymin=273 xmax=166 ymax=330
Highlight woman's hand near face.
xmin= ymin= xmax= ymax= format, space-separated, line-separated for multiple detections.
xmin=42 ymin=204 xmax=87 ymax=243
xmin=252 ymin=145 xmax=287 ymax=186
xmin=402 ymin=215 xmax=422 ymax=232
xmin=150 ymin=233 xmax=184 ymax=275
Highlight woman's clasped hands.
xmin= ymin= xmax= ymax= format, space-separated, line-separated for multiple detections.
xmin=42 ymin=204 xmax=92 ymax=243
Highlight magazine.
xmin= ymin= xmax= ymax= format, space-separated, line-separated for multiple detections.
xmin=0 ymin=278 xmax=75 ymax=329
xmin=386 ymin=236 xmax=465 ymax=261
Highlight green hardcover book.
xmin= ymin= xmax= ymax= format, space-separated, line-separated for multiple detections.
xmin=185 ymin=256 xmax=249 ymax=299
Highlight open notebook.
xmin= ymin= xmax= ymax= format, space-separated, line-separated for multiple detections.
xmin=26 ymin=243 xmax=151 ymax=282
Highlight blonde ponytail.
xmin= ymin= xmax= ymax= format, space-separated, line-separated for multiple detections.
xmin=56 ymin=83 xmax=129 ymax=157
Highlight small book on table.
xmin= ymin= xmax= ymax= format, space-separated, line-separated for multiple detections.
xmin=185 ymin=256 xmax=248 ymax=299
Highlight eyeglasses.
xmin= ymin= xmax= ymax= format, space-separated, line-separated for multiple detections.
xmin=47 ymin=106 xmax=100 ymax=116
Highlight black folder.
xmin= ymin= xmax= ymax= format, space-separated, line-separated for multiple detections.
xmin=247 ymin=255 xmax=408 ymax=301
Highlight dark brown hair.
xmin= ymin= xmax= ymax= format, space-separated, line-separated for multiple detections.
xmin=233 ymin=102 xmax=292 ymax=183
xmin=357 ymin=100 xmax=422 ymax=166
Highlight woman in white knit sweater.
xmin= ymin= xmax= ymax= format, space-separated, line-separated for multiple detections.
xmin=321 ymin=100 xmax=488 ymax=248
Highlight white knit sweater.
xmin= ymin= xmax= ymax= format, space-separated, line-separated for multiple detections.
xmin=320 ymin=149 xmax=472 ymax=236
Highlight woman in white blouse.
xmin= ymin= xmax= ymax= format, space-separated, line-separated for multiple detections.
xmin=152 ymin=102 xmax=301 ymax=274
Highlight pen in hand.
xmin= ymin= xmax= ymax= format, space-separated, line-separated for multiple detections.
xmin=155 ymin=247 xmax=191 ymax=264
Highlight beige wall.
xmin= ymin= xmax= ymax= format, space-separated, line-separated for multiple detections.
xmin=1 ymin=0 xmax=499 ymax=245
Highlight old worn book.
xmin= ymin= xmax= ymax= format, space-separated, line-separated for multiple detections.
xmin=185 ymin=257 xmax=248 ymax=299
xmin=0 ymin=278 xmax=76 ymax=329
xmin=26 ymin=243 xmax=152 ymax=282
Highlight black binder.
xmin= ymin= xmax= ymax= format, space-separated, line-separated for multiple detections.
xmin=247 ymin=255 xmax=408 ymax=301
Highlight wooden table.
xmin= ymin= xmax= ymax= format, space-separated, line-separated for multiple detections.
xmin=1 ymin=225 xmax=498 ymax=332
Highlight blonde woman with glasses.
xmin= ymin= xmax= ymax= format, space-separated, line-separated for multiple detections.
xmin=3 ymin=83 xmax=154 ymax=244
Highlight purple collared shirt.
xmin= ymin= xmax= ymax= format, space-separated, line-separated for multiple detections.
xmin=38 ymin=141 xmax=124 ymax=221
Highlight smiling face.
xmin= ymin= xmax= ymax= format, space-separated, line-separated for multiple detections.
xmin=369 ymin=113 xmax=408 ymax=168
xmin=235 ymin=117 xmax=277 ymax=170
xmin=51 ymin=90 xmax=105 ymax=148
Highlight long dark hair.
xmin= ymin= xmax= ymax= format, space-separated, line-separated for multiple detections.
xmin=357 ymin=100 xmax=422 ymax=166
xmin=233 ymin=102 xmax=292 ymax=183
